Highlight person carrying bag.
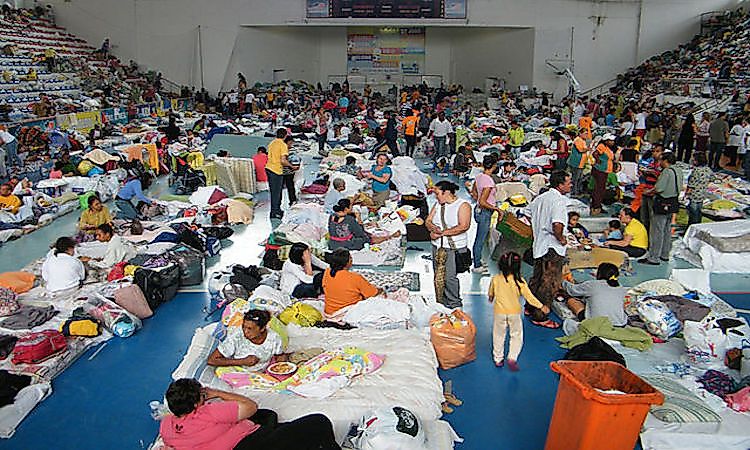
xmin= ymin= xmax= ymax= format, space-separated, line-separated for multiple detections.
xmin=640 ymin=153 xmax=683 ymax=266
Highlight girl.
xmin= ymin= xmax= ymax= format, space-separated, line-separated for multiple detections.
xmin=563 ymin=263 xmax=628 ymax=326
xmin=488 ymin=252 xmax=549 ymax=371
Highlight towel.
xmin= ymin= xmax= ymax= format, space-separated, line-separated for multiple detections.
xmin=556 ymin=316 xmax=653 ymax=351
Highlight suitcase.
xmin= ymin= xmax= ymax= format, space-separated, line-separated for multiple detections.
xmin=167 ymin=245 xmax=206 ymax=286
xmin=133 ymin=264 xmax=180 ymax=310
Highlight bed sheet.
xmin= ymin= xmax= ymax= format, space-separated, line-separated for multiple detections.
xmin=171 ymin=324 xmax=456 ymax=448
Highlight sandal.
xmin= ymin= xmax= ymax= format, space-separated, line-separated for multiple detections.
xmin=441 ymin=402 xmax=454 ymax=414
xmin=444 ymin=393 xmax=463 ymax=407
xmin=532 ymin=319 xmax=561 ymax=329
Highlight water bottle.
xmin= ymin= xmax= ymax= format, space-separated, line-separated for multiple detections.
xmin=149 ymin=400 xmax=167 ymax=420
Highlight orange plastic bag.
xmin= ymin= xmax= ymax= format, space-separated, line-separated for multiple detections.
xmin=429 ymin=310 xmax=477 ymax=369
xmin=0 ymin=271 xmax=35 ymax=294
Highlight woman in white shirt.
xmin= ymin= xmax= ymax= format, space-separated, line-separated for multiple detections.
xmin=280 ymin=243 xmax=325 ymax=298
xmin=88 ymin=224 xmax=137 ymax=270
xmin=41 ymin=237 xmax=86 ymax=293
xmin=727 ymin=119 xmax=745 ymax=167
xmin=207 ymin=309 xmax=285 ymax=372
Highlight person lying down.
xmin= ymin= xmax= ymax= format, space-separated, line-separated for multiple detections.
xmin=208 ymin=310 xmax=287 ymax=372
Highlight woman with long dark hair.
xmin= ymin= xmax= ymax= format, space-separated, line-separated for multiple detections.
xmin=562 ymin=263 xmax=628 ymax=326
xmin=321 ymin=248 xmax=380 ymax=317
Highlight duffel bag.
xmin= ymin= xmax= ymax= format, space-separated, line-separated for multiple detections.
xmin=12 ymin=330 xmax=67 ymax=364
xmin=113 ymin=284 xmax=153 ymax=319
xmin=203 ymin=226 xmax=234 ymax=240
xmin=167 ymin=245 xmax=206 ymax=286
xmin=133 ymin=264 xmax=180 ymax=310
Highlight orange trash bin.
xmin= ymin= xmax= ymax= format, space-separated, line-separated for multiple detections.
xmin=545 ymin=361 xmax=664 ymax=450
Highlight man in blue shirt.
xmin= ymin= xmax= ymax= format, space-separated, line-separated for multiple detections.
xmin=116 ymin=175 xmax=153 ymax=220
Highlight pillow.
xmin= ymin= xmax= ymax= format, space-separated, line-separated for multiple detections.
xmin=630 ymin=279 xmax=686 ymax=297
xmin=642 ymin=375 xmax=722 ymax=423
xmin=172 ymin=323 xmax=220 ymax=381
xmin=113 ymin=285 xmax=153 ymax=319
xmin=0 ymin=272 xmax=35 ymax=294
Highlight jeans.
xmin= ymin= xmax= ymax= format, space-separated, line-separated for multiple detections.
xmin=432 ymin=246 xmax=462 ymax=309
xmin=509 ymin=146 xmax=521 ymax=159
xmin=472 ymin=208 xmax=492 ymax=268
xmin=115 ymin=198 xmax=139 ymax=220
xmin=266 ymin=169 xmax=284 ymax=219
xmin=317 ymin=133 xmax=326 ymax=154
xmin=708 ymin=141 xmax=725 ymax=169
xmin=617 ymin=245 xmax=647 ymax=258
xmin=569 ymin=166 xmax=584 ymax=196
xmin=4 ymin=140 xmax=19 ymax=167
xmin=687 ymin=199 xmax=703 ymax=226
xmin=677 ymin=139 xmax=693 ymax=163
xmin=233 ymin=411 xmax=339 ymax=450
xmin=640 ymin=195 xmax=655 ymax=231
xmin=291 ymin=272 xmax=323 ymax=298
xmin=434 ymin=136 xmax=447 ymax=158
xmin=647 ymin=213 xmax=673 ymax=263
xmin=405 ymin=134 xmax=417 ymax=156
xmin=745 ymin=151 xmax=750 ymax=180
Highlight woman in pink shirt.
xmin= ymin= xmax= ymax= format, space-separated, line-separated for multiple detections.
xmin=160 ymin=378 xmax=340 ymax=450
xmin=472 ymin=155 xmax=504 ymax=274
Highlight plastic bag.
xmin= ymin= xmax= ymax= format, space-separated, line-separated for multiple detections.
xmin=279 ymin=302 xmax=322 ymax=327
xmin=429 ymin=310 xmax=477 ymax=369
xmin=741 ymin=338 xmax=750 ymax=379
xmin=636 ymin=299 xmax=681 ymax=339
xmin=684 ymin=317 xmax=730 ymax=369
xmin=354 ymin=406 xmax=427 ymax=450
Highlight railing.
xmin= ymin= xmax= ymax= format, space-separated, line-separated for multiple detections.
xmin=579 ymin=78 xmax=618 ymax=98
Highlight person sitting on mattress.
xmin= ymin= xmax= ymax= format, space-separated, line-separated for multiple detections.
xmin=42 ymin=237 xmax=87 ymax=293
xmin=328 ymin=198 xmax=400 ymax=251
xmin=161 ymin=378 xmax=340 ymax=450
xmin=322 ymin=248 xmax=382 ymax=317
xmin=280 ymin=242 xmax=325 ymax=298
xmin=76 ymin=195 xmax=112 ymax=243
xmin=207 ymin=310 xmax=286 ymax=372
xmin=87 ymin=224 xmax=137 ymax=270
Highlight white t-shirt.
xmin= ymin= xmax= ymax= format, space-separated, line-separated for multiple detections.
xmin=430 ymin=198 xmax=470 ymax=249
xmin=728 ymin=124 xmax=745 ymax=147
xmin=0 ymin=131 xmax=15 ymax=144
xmin=741 ymin=125 xmax=750 ymax=154
xmin=280 ymin=259 xmax=314 ymax=296
xmin=228 ymin=92 xmax=238 ymax=104
xmin=620 ymin=121 xmax=634 ymax=136
xmin=529 ymin=188 xmax=568 ymax=259
xmin=217 ymin=327 xmax=283 ymax=372
xmin=245 ymin=93 xmax=255 ymax=104
xmin=41 ymin=251 xmax=85 ymax=293
xmin=429 ymin=118 xmax=453 ymax=137
xmin=635 ymin=112 xmax=647 ymax=130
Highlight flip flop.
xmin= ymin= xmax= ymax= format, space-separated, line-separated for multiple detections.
xmin=532 ymin=319 xmax=561 ymax=329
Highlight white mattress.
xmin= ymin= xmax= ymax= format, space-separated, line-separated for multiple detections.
xmin=171 ymin=324 xmax=457 ymax=449
xmin=677 ymin=220 xmax=750 ymax=273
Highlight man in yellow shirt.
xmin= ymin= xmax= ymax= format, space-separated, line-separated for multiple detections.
xmin=507 ymin=121 xmax=524 ymax=158
xmin=402 ymin=110 xmax=419 ymax=157
xmin=602 ymin=207 xmax=648 ymax=257
xmin=265 ymin=128 xmax=294 ymax=220
xmin=0 ymin=183 xmax=21 ymax=214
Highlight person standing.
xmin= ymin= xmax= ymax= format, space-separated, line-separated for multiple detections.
xmin=315 ymin=107 xmax=330 ymax=155
xmin=727 ymin=117 xmax=745 ymax=168
xmin=402 ymin=109 xmax=419 ymax=157
xmin=590 ymin=134 xmax=616 ymax=216
xmin=634 ymin=108 xmax=648 ymax=138
xmin=527 ymin=170 xmax=571 ymax=329
xmin=637 ymin=144 xmax=663 ymax=231
xmin=426 ymin=181 xmax=471 ymax=309
xmin=429 ymin=111 xmax=453 ymax=159
xmin=677 ymin=113 xmax=696 ymax=163
xmin=708 ymin=112 xmax=730 ymax=170
xmin=367 ymin=153 xmax=393 ymax=208
xmin=472 ymin=155 xmax=504 ymax=275
xmin=640 ymin=153 xmax=683 ymax=265
xmin=0 ymin=125 xmax=19 ymax=168
xmin=567 ymin=129 xmax=589 ymax=196
xmin=696 ymin=112 xmax=711 ymax=154
xmin=507 ymin=121 xmax=524 ymax=158
xmin=265 ymin=128 xmax=293 ymax=220
xmin=685 ymin=152 xmax=712 ymax=226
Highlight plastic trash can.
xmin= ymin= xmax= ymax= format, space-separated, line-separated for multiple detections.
xmin=545 ymin=361 xmax=663 ymax=450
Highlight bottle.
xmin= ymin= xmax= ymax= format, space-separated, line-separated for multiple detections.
xmin=149 ymin=400 xmax=167 ymax=420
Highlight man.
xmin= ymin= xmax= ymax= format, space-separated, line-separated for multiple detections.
xmin=380 ymin=111 xmax=399 ymax=156
xmin=527 ymin=170 xmax=571 ymax=329
xmin=708 ymin=111 xmax=730 ymax=169
xmin=637 ymin=144 xmax=663 ymax=231
xmin=639 ymin=152 xmax=683 ymax=266
xmin=567 ymin=129 xmax=589 ymax=196
xmin=507 ymin=121 xmax=524 ymax=158
xmin=602 ymin=208 xmax=648 ymax=257
xmin=265 ymin=128 xmax=294 ymax=220
xmin=402 ymin=109 xmax=419 ymax=157
xmin=0 ymin=125 xmax=19 ymax=168
xmin=88 ymin=224 xmax=137 ymax=270
xmin=429 ymin=111 xmax=452 ymax=159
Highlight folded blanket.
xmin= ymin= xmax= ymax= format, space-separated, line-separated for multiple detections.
xmin=556 ymin=316 xmax=653 ymax=351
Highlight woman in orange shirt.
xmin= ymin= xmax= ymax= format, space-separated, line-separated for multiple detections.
xmin=321 ymin=248 xmax=382 ymax=318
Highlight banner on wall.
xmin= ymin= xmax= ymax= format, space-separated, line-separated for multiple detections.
xmin=306 ymin=0 xmax=330 ymax=18
xmin=347 ymin=27 xmax=425 ymax=76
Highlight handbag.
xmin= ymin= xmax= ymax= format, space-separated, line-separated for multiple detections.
xmin=440 ymin=204 xmax=472 ymax=273
xmin=653 ymin=168 xmax=679 ymax=215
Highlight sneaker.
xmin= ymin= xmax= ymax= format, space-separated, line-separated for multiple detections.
xmin=507 ymin=360 xmax=520 ymax=372
xmin=495 ymin=360 xmax=504 ymax=368
xmin=471 ymin=266 xmax=489 ymax=275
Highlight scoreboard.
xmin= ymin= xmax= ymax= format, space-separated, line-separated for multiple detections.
xmin=307 ymin=1 xmax=467 ymax=19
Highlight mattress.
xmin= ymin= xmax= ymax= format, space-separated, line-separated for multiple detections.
xmin=171 ymin=323 xmax=457 ymax=448
xmin=678 ymin=220 xmax=750 ymax=273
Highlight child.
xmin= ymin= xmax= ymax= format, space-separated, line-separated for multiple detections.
xmin=562 ymin=263 xmax=628 ymax=326
xmin=567 ymin=211 xmax=589 ymax=239
xmin=601 ymin=219 xmax=623 ymax=242
xmin=488 ymin=252 xmax=549 ymax=371
xmin=339 ymin=155 xmax=359 ymax=176
xmin=49 ymin=161 xmax=63 ymax=179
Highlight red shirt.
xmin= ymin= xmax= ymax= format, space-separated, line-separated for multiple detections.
xmin=252 ymin=153 xmax=268 ymax=182
xmin=160 ymin=401 xmax=258 ymax=450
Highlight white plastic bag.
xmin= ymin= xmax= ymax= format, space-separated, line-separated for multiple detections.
xmin=636 ymin=299 xmax=682 ymax=339
xmin=684 ymin=318 xmax=730 ymax=370
xmin=741 ymin=338 xmax=750 ymax=379
xmin=355 ymin=407 xmax=427 ymax=450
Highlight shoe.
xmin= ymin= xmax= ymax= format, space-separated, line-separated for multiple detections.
xmin=638 ymin=258 xmax=659 ymax=266
xmin=660 ymin=257 xmax=670 ymax=262
xmin=471 ymin=266 xmax=489 ymax=274
xmin=495 ymin=360 xmax=504 ymax=368
xmin=441 ymin=402 xmax=454 ymax=414
xmin=507 ymin=360 xmax=520 ymax=372
xmin=444 ymin=393 xmax=463 ymax=406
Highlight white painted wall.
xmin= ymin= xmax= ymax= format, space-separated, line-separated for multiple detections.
xmin=45 ymin=0 xmax=737 ymax=97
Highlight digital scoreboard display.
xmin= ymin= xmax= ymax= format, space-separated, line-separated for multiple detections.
xmin=307 ymin=0 xmax=466 ymax=19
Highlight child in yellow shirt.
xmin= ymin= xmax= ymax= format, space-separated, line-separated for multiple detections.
xmin=488 ymin=252 xmax=549 ymax=371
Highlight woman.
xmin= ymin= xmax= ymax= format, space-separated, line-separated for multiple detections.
xmin=315 ymin=107 xmax=329 ymax=154
xmin=115 ymin=174 xmax=154 ymax=220
xmin=562 ymin=263 xmax=628 ymax=327
xmin=552 ymin=130 xmax=570 ymax=171
xmin=207 ymin=310 xmax=284 ymax=372
xmin=425 ymin=181 xmax=471 ymax=309
xmin=280 ymin=243 xmax=324 ymax=298
xmin=696 ymin=112 xmax=710 ymax=154
xmin=328 ymin=199 xmax=399 ymax=251
xmin=41 ymin=237 xmax=86 ymax=293
xmin=591 ymin=134 xmax=616 ymax=216
xmin=727 ymin=118 xmax=745 ymax=168
xmin=88 ymin=223 xmax=137 ymax=270
xmin=161 ymin=378 xmax=339 ymax=450
xmin=367 ymin=153 xmax=392 ymax=208
xmin=472 ymin=155 xmax=503 ymax=275
xmin=685 ymin=152 xmax=712 ymax=226
xmin=321 ymin=248 xmax=380 ymax=317
xmin=76 ymin=195 xmax=112 ymax=243
xmin=677 ymin=113 xmax=696 ymax=163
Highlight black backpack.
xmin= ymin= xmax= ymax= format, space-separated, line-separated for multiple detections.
xmin=562 ymin=336 xmax=627 ymax=367
xmin=229 ymin=265 xmax=262 ymax=293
